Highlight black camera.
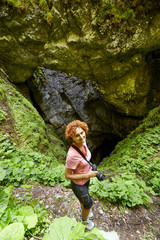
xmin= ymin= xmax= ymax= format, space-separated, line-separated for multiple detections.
xmin=91 ymin=164 xmax=105 ymax=181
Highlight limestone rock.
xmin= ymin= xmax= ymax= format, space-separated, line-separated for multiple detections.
xmin=0 ymin=1 xmax=160 ymax=154
xmin=28 ymin=67 xmax=114 ymax=152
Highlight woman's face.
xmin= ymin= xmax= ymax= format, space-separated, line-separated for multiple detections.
xmin=72 ymin=127 xmax=86 ymax=146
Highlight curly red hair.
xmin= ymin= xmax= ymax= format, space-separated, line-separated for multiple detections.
xmin=65 ymin=120 xmax=89 ymax=141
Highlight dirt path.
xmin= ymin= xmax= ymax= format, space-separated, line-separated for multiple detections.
xmin=13 ymin=184 xmax=160 ymax=240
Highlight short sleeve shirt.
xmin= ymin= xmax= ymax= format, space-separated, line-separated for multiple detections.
xmin=65 ymin=143 xmax=91 ymax=185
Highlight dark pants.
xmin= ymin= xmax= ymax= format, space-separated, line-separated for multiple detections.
xmin=71 ymin=180 xmax=93 ymax=209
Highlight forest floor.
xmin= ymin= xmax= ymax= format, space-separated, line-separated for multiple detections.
xmin=13 ymin=184 xmax=160 ymax=240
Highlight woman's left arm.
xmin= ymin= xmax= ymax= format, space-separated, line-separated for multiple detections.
xmin=65 ymin=167 xmax=97 ymax=180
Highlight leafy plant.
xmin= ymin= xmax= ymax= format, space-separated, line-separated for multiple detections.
xmin=0 ymin=223 xmax=25 ymax=240
xmin=0 ymin=186 xmax=120 ymax=239
xmin=0 ymin=185 xmax=51 ymax=239
xmin=100 ymin=105 xmax=160 ymax=200
xmin=43 ymin=216 xmax=107 ymax=240
xmin=0 ymin=109 xmax=8 ymax=123
xmin=90 ymin=173 xmax=155 ymax=208
xmin=0 ymin=135 xmax=69 ymax=187
xmin=0 ymin=190 xmax=10 ymax=219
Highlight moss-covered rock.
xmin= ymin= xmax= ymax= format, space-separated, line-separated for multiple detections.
xmin=0 ymin=71 xmax=67 ymax=166
xmin=100 ymin=105 xmax=160 ymax=195
xmin=0 ymin=0 xmax=159 ymax=85
xmin=0 ymin=0 xmax=160 ymax=126
xmin=103 ymin=63 xmax=150 ymax=116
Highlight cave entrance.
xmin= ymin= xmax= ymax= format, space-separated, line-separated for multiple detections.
xmin=146 ymin=49 xmax=160 ymax=109
xmin=91 ymin=137 xmax=122 ymax=165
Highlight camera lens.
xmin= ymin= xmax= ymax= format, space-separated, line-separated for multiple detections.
xmin=96 ymin=171 xmax=105 ymax=181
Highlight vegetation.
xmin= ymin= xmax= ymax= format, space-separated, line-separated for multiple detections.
xmin=97 ymin=105 xmax=160 ymax=207
xmin=43 ymin=216 xmax=109 ymax=240
xmin=91 ymin=0 xmax=160 ymax=35
xmin=0 ymin=0 xmax=159 ymax=238
xmin=0 ymin=76 xmax=68 ymax=187
xmin=0 ymin=134 xmax=69 ymax=186
xmin=2 ymin=0 xmax=159 ymax=27
xmin=0 ymin=76 xmax=67 ymax=163
xmin=0 ymin=75 xmax=70 ymax=239
xmin=0 ymin=109 xmax=8 ymax=123
xmin=2 ymin=0 xmax=56 ymax=25
xmin=0 ymin=74 xmax=159 ymax=238
xmin=0 ymin=185 xmax=53 ymax=239
xmin=0 ymin=186 xmax=107 ymax=240
xmin=96 ymin=0 xmax=134 ymax=26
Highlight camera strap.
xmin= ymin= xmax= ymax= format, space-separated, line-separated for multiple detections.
xmin=71 ymin=144 xmax=92 ymax=167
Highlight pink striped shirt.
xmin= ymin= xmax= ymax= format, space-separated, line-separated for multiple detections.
xmin=65 ymin=143 xmax=91 ymax=185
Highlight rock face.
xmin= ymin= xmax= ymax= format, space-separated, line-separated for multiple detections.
xmin=28 ymin=67 xmax=139 ymax=161
xmin=0 ymin=1 xmax=159 ymax=112
xmin=28 ymin=68 xmax=114 ymax=151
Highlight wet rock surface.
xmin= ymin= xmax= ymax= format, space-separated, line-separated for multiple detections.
xmin=27 ymin=67 xmax=119 ymax=153
xmin=13 ymin=184 xmax=160 ymax=240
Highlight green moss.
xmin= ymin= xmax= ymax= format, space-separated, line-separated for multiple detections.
xmin=2 ymin=0 xmax=54 ymax=25
xmin=100 ymin=105 xmax=160 ymax=195
xmin=33 ymin=66 xmax=48 ymax=87
xmin=39 ymin=0 xmax=48 ymax=10
xmin=122 ymin=9 xmax=134 ymax=20
xmin=44 ymin=10 xmax=53 ymax=25
xmin=92 ymin=0 xmax=159 ymax=34
xmin=2 ymin=0 xmax=159 ymax=28
xmin=96 ymin=0 xmax=134 ymax=26
xmin=0 ymin=85 xmax=5 ymax=100
xmin=0 ymin=76 xmax=67 ymax=165
xmin=2 ymin=0 xmax=34 ymax=9
xmin=0 ymin=109 xmax=8 ymax=123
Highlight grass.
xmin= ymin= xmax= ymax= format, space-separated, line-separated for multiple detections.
xmin=100 ymin=105 xmax=160 ymax=197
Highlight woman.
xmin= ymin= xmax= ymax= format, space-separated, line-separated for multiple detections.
xmin=65 ymin=120 xmax=98 ymax=230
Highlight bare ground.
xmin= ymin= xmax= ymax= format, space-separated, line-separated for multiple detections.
xmin=13 ymin=184 xmax=160 ymax=240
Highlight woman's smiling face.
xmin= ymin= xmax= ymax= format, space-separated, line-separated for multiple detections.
xmin=72 ymin=127 xmax=86 ymax=146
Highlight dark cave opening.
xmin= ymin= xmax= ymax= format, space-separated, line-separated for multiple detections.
xmin=91 ymin=137 xmax=122 ymax=165
xmin=27 ymin=80 xmax=123 ymax=165
xmin=27 ymin=86 xmax=48 ymax=123
xmin=146 ymin=49 xmax=160 ymax=109
xmin=146 ymin=49 xmax=160 ymax=84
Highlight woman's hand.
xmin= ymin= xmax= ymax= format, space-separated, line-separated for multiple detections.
xmin=86 ymin=169 xmax=98 ymax=178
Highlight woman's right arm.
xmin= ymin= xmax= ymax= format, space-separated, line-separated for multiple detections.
xmin=65 ymin=168 xmax=97 ymax=180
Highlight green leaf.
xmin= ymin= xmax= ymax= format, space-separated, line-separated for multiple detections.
xmin=21 ymin=184 xmax=33 ymax=189
xmin=84 ymin=228 xmax=107 ymax=240
xmin=18 ymin=206 xmax=38 ymax=229
xmin=0 ymin=190 xmax=9 ymax=218
xmin=0 ymin=167 xmax=6 ymax=181
xmin=0 ymin=223 xmax=24 ymax=240
xmin=0 ymin=209 xmax=11 ymax=230
xmin=43 ymin=216 xmax=77 ymax=240
xmin=4 ymin=185 xmax=14 ymax=196
xmin=18 ymin=206 xmax=34 ymax=216
xmin=43 ymin=217 xmax=108 ymax=240
xmin=23 ymin=214 xmax=38 ymax=229
xmin=70 ymin=222 xmax=85 ymax=239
